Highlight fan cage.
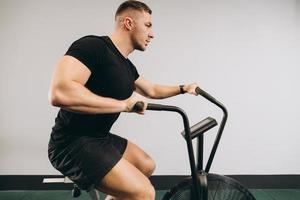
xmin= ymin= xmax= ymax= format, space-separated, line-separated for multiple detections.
xmin=162 ymin=173 xmax=255 ymax=200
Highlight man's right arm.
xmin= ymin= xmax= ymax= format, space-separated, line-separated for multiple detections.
xmin=49 ymin=55 xmax=145 ymax=114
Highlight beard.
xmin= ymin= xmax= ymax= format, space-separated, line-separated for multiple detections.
xmin=133 ymin=40 xmax=146 ymax=51
xmin=131 ymin=34 xmax=146 ymax=51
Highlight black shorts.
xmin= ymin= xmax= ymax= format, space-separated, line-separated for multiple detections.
xmin=48 ymin=132 xmax=128 ymax=190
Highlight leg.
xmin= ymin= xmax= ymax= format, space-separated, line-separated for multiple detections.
xmin=95 ymin=157 xmax=155 ymax=200
xmin=123 ymin=140 xmax=156 ymax=177
xmin=105 ymin=140 xmax=156 ymax=200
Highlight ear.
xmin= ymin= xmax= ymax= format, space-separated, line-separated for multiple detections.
xmin=124 ymin=17 xmax=134 ymax=31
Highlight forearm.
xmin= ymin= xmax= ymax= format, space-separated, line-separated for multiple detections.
xmin=49 ymin=81 xmax=126 ymax=114
xmin=150 ymin=83 xmax=199 ymax=99
xmin=134 ymin=77 xmax=198 ymax=99
xmin=151 ymin=84 xmax=182 ymax=99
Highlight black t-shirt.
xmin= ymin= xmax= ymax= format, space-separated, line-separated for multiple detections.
xmin=52 ymin=35 xmax=139 ymax=137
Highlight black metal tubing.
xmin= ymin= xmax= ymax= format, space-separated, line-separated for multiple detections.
xmin=195 ymin=87 xmax=228 ymax=173
xmin=182 ymin=117 xmax=217 ymax=140
xmin=146 ymin=103 xmax=201 ymax=200
xmin=197 ymin=135 xmax=204 ymax=171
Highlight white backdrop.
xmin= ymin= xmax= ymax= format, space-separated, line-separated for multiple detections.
xmin=0 ymin=0 xmax=299 ymax=175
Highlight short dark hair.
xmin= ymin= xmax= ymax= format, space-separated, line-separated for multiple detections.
xmin=115 ymin=0 xmax=152 ymax=19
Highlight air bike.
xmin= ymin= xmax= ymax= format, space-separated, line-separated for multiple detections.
xmin=132 ymin=87 xmax=256 ymax=200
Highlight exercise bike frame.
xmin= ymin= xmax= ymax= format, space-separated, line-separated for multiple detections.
xmin=136 ymin=87 xmax=228 ymax=200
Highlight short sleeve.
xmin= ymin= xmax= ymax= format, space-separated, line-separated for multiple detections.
xmin=65 ymin=36 xmax=98 ymax=72
xmin=127 ymin=59 xmax=140 ymax=80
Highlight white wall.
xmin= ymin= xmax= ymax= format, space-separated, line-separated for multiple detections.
xmin=0 ymin=0 xmax=299 ymax=175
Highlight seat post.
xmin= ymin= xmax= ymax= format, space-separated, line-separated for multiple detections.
xmin=197 ymin=134 xmax=204 ymax=172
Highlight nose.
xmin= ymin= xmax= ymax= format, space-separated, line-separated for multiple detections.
xmin=149 ymin=30 xmax=154 ymax=39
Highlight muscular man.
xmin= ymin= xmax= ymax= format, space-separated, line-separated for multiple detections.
xmin=48 ymin=1 xmax=198 ymax=200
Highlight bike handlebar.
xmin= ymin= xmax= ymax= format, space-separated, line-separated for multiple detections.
xmin=133 ymin=87 xmax=220 ymax=112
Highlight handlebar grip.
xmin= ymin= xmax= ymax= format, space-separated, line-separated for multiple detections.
xmin=132 ymin=101 xmax=144 ymax=112
xmin=195 ymin=87 xmax=201 ymax=95
xmin=147 ymin=103 xmax=170 ymax=111
xmin=195 ymin=87 xmax=217 ymax=102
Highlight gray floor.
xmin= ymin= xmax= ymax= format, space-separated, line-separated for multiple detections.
xmin=1 ymin=189 xmax=300 ymax=200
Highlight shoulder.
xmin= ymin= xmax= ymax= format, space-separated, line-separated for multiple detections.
xmin=65 ymin=35 xmax=109 ymax=72
xmin=70 ymin=35 xmax=107 ymax=48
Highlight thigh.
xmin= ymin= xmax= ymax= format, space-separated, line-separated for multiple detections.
xmin=122 ymin=140 xmax=156 ymax=176
xmin=96 ymin=157 xmax=153 ymax=198
xmin=109 ymin=133 xmax=155 ymax=176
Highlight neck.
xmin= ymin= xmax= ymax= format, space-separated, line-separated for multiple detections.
xmin=109 ymin=31 xmax=134 ymax=58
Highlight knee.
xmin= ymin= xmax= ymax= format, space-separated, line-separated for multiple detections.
xmin=142 ymin=157 xmax=156 ymax=177
xmin=145 ymin=184 xmax=156 ymax=200
xmin=134 ymin=183 xmax=155 ymax=200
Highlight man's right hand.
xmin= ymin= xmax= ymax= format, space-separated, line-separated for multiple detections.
xmin=124 ymin=92 xmax=148 ymax=114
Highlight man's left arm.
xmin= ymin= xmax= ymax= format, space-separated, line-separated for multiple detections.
xmin=135 ymin=76 xmax=199 ymax=99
